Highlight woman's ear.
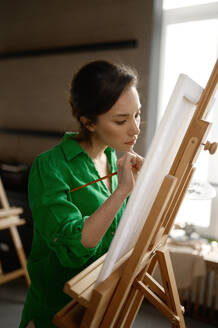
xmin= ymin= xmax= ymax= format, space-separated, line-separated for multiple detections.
xmin=80 ymin=116 xmax=96 ymax=132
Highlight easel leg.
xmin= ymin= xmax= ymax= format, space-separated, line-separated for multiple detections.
xmin=9 ymin=225 xmax=30 ymax=285
xmin=115 ymin=287 xmax=142 ymax=328
xmin=156 ymin=247 xmax=186 ymax=328
xmin=116 ymin=256 xmax=158 ymax=328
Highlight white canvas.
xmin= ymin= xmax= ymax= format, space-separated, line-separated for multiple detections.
xmin=96 ymin=74 xmax=203 ymax=285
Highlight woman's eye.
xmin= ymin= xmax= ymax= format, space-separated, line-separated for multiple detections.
xmin=115 ymin=120 xmax=127 ymax=125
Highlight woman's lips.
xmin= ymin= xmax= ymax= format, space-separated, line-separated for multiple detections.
xmin=125 ymin=139 xmax=136 ymax=145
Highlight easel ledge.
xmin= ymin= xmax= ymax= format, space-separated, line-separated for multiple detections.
xmin=54 ymin=59 xmax=218 ymax=328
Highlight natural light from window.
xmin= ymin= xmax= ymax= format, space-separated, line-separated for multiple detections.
xmin=163 ymin=0 xmax=218 ymax=10
xmin=159 ymin=19 xmax=218 ymax=121
xmin=160 ymin=1 xmax=218 ymax=230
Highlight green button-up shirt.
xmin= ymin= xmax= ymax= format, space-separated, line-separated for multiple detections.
xmin=19 ymin=132 xmax=127 ymax=328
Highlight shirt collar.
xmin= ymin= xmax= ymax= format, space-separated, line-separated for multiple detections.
xmin=61 ymin=132 xmax=114 ymax=161
xmin=61 ymin=132 xmax=84 ymax=161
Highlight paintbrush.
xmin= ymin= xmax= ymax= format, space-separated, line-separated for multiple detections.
xmin=70 ymin=165 xmax=137 ymax=193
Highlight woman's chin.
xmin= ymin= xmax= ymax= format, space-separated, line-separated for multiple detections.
xmin=113 ymin=144 xmax=134 ymax=152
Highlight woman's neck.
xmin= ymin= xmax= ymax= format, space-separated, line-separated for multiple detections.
xmin=78 ymin=139 xmax=107 ymax=161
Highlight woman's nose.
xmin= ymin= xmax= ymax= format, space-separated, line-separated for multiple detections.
xmin=129 ymin=121 xmax=140 ymax=136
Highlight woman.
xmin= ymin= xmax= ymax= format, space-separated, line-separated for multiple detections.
xmin=19 ymin=60 xmax=143 ymax=327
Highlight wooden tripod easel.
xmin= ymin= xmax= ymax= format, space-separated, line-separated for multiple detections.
xmin=0 ymin=177 xmax=30 ymax=285
xmin=54 ymin=59 xmax=218 ymax=328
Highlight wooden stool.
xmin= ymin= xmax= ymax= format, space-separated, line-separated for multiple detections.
xmin=0 ymin=177 xmax=30 ymax=285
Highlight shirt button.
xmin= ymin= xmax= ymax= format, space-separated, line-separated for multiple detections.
xmin=53 ymin=238 xmax=58 ymax=242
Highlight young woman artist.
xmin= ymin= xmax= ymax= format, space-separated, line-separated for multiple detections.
xmin=19 ymin=60 xmax=144 ymax=328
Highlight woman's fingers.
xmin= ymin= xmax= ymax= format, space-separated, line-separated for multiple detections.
xmin=118 ymin=152 xmax=136 ymax=168
xmin=135 ymin=155 xmax=144 ymax=170
xmin=116 ymin=152 xmax=144 ymax=196
xmin=118 ymin=151 xmax=144 ymax=172
xmin=129 ymin=150 xmax=144 ymax=171
xmin=130 ymin=155 xmax=137 ymax=167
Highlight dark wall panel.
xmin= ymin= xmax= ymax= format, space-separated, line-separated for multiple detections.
xmin=0 ymin=0 xmax=156 ymax=164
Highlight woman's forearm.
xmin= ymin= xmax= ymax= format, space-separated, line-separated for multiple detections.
xmin=81 ymin=188 xmax=128 ymax=248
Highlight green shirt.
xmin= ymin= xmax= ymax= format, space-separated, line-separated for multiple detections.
xmin=19 ymin=132 xmax=127 ymax=328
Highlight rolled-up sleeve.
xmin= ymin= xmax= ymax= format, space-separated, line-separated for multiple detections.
xmin=28 ymin=156 xmax=101 ymax=268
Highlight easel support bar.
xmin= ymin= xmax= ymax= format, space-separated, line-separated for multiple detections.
xmin=135 ymin=280 xmax=180 ymax=324
xmin=100 ymin=174 xmax=177 ymax=327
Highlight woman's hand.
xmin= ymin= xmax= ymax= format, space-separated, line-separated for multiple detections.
xmin=116 ymin=151 xmax=144 ymax=197
xmin=81 ymin=151 xmax=143 ymax=248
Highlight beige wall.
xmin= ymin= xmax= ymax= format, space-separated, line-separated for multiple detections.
xmin=0 ymin=0 xmax=160 ymax=164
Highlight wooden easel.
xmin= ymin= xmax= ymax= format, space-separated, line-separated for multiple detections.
xmin=53 ymin=59 xmax=218 ymax=328
xmin=0 ymin=177 xmax=30 ymax=285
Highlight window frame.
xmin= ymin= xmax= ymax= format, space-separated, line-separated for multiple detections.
xmin=158 ymin=1 xmax=218 ymax=239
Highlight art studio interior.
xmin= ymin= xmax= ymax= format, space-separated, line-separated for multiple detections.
xmin=0 ymin=0 xmax=218 ymax=327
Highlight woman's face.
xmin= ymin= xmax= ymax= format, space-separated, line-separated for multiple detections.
xmin=90 ymin=86 xmax=141 ymax=152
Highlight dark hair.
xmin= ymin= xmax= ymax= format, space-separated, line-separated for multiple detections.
xmin=69 ymin=60 xmax=138 ymax=141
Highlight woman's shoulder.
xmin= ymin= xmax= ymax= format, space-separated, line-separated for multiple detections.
xmin=30 ymin=132 xmax=82 ymax=176
xmin=34 ymin=144 xmax=61 ymax=166
xmin=32 ymin=132 xmax=77 ymax=167
xmin=28 ymin=144 xmax=69 ymax=191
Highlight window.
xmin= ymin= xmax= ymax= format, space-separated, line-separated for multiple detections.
xmin=163 ymin=0 xmax=218 ymax=10
xmin=159 ymin=1 xmax=218 ymax=237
